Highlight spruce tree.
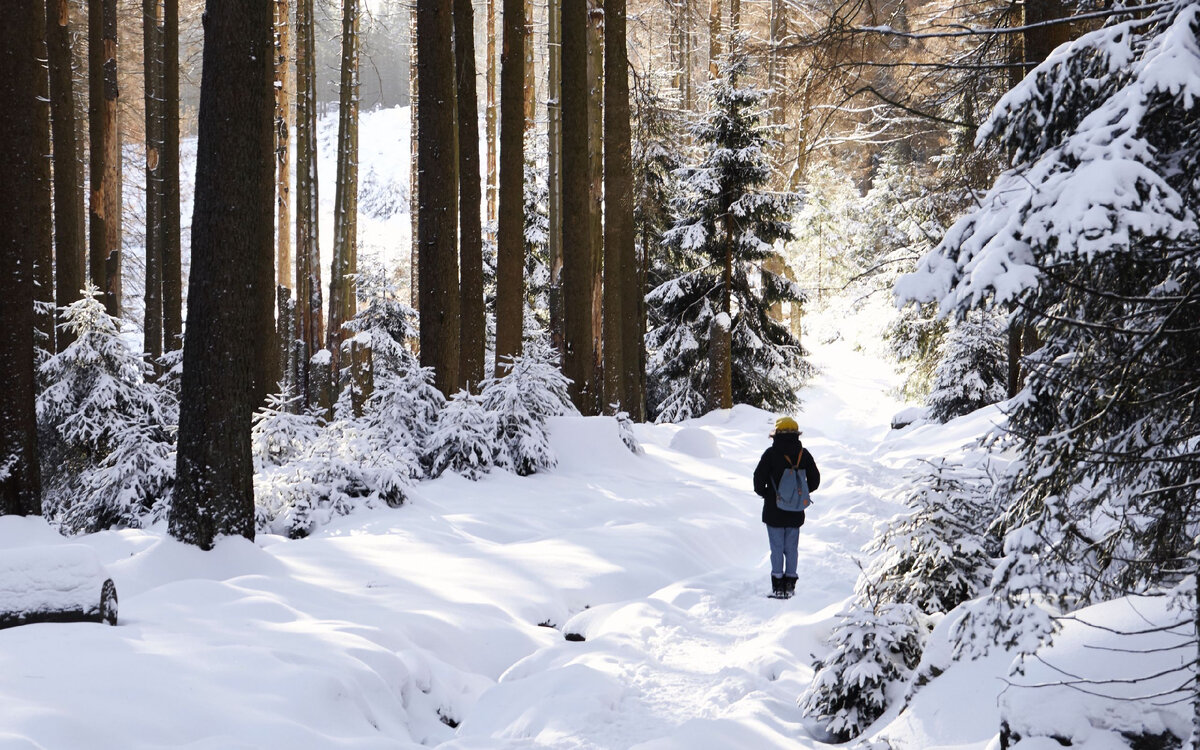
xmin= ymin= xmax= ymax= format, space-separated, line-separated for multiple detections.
xmin=896 ymin=1 xmax=1200 ymax=659
xmin=648 ymin=45 xmax=809 ymax=422
xmin=926 ymin=309 xmax=1007 ymax=423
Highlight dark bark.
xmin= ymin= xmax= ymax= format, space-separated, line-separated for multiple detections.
xmin=0 ymin=0 xmax=45 ymax=517
xmin=455 ymin=0 xmax=485 ymax=389
xmin=417 ymin=0 xmax=461 ymax=395
xmin=496 ymin=0 xmax=526 ymax=367
xmin=162 ymin=0 xmax=182 ymax=351
xmin=561 ymin=0 xmax=596 ymax=413
xmin=144 ymin=0 xmax=165 ymax=364
xmin=171 ymin=0 xmax=274 ymax=549
xmin=33 ymin=3 xmax=55 ymax=354
xmin=295 ymin=0 xmax=324 ymax=407
xmin=603 ymin=0 xmax=642 ymax=420
xmin=586 ymin=0 xmax=604 ymax=411
xmin=329 ymin=0 xmax=361 ymax=378
xmin=547 ymin=0 xmax=563 ymax=359
xmin=48 ymin=0 xmax=87 ymax=351
xmin=275 ymin=0 xmax=293 ymax=390
xmin=88 ymin=0 xmax=122 ymax=318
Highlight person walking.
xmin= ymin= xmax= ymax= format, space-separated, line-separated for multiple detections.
xmin=753 ymin=417 xmax=820 ymax=598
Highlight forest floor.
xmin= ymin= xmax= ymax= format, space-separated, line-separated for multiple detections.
xmin=0 ymin=316 xmax=1017 ymax=749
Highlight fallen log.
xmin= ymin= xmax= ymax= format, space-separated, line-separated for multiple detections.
xmin=0 ymin=544 xmax=118 ymax=629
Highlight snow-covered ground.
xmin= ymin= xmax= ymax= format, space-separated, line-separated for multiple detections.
xmin=1 ymin=323 xmax=1041 ymax=749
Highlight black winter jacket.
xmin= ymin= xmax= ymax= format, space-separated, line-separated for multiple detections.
xmin=753 ymin=433 xmax=820 ymax=528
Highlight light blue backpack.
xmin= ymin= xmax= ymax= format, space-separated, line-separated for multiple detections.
xmin=774 ymin=450 xmax=811 ymax=512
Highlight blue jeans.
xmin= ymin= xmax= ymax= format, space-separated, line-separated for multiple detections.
xmin=767 ymin=525 xmax=799 ymax=578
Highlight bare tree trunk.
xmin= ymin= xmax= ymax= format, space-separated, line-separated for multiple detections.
xmin=329 ymin=0 xmax=361 ymax=379
xmin=707 ymin=0 xmax=721 ymax=79
xmin=456 ymin=0 xmax=485 ymax=389
xmin=768 ymin=0 xmax=785 ymax=124
xmin=681 ymin=0 xmax=693 ymax=109
xmin=275 ymin=0 xmax=294 ymax=392
xmin=171 ymin=0 xmax=274 ymax=549
xmin=603 ymin=0 xmax=636 ymax=416
xmin=562 ymin=0 xmax=596 ymax=413
xmin=547 ymin=0 xmax=564 ymax=359
xmin=409 ymin=5 xmax=419 ymax=308
xmin=485 ymin=0 xmax=498 ymax=232
xmin=143 ymin=0 xmax=165 ymax=364
xmin=711 ymin=211 xmax=733 ymax=410
xmin=496 ymin=0 xmax=527 ymax=367
xmin=523 ymin=0 xmax=537 ymax=132
xmin=162 ymin=0 xmax=182 ymax=351
xmin=586 ymin=0 xmax=604 ymax=412
xmin=48 ymin=0 xmax=87 ymax=351
xmin=33 ymin=4 xmax=55 ymax=354
xmin=89 ymin=0 xmax=122 ymax=318
xmin=417 ymin=0 xmax=461 ymax=395
xmin=295 ymin=0 xmax=323 ymax=407
xmin=0 ymin=0 xmax=46 ymax=516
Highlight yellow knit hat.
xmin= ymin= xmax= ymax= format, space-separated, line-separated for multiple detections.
xmin=774 ymin=416 xmax=799 ymax=433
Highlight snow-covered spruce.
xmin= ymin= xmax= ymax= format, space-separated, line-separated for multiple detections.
xmin=799 ymin=600 xmax=925 ymax=742
xmin=479 ymin=339 xmax=576 ymax=476
xmin=37 ymin=288 xmax=176 ymax=533
xmin=859 ymin=458 xmax=994 ymax=616
xmin=255 ymin=282 xmax=441 ymax=537
xmin=925 ymin=309 xmax=1006 ymax=423
xmin=427 ymin=390 xmax=496 ymax=481
xmin=647 ymin=43 xmax=810 ymax=422
xmin=897 ymin=1 xmax=1200 ymax=660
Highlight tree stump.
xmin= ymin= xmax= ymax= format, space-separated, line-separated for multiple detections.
xmin=0 ymin=544 xmax=118 ymax=629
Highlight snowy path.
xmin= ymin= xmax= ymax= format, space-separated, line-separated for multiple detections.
xmin=0 ymin=339 xmax=930 ymax=750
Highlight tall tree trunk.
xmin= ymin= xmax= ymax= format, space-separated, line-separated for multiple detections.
xmin=768 ymin=0 xmax=785 ymax=125
xmin=586 ymin=0 xmax=604 ymax=412
xmin=143 ymin=0 xmax=165 ymax=365
xmin=417 ymin=0 xmax=461 ymax=395
xmin=295 ymin=0 xmax=323 ymax=407
xmin=681 ymin=0 xmax=693 ymax=110
xmin=547 ymin=0 xmax=564 ymax=358
xmin=561 ymin=0 xmax=596 ymax=413
xmin=89 ymin=0 xmax=122 ymax=318
xmin=485 ymin=0 xmax=498 ymax=231
xmin=33 ymin=3 xmax=55 ymax=354
xmin=0 ymin=0 xmax=46 ymax=516
xmin=456 ymin=0 xmax=485 ymax=389
xmin=48 ymin=0 xmax=87 ymax=351
xmin=275 ymin=0 xmax=294 ymax=392
xmin=523 ymin=0 xmax=537 ymax=132
xmin=409 ymin=5 xmax=419 ymax=307
xmin=496 ymin=0 xmax=526 ymax=367
xmin=603 ymin=0 xmax=636 ymax=416
xmin=329 ymin=0 xmax=361 ymax=378
xmin=711 ymin=210 xmax=733 ymax=410
xmin=171 ymin=0 xmax=274 ymax=549
xmin=707 ymin=0 xmax=721 ymax=79
xmin=162 ymin=0 xmax=182 ymax=351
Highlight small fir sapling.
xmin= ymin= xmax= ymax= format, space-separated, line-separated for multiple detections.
xmin=799 ymin=599 xmax=925 ymax=742
xmin=37 ymin=288 xmax=176 ymax=533
xmin=926 ymin=310 xmax=1007 ymax=423
xmin=860 ymin=458 xmax=994 ymax=616
xmin=427 ymin=390 xmax=496 ymax=480
xmin=252 ymin=390 xmax=322 ymax=470
xmin=480 ymin=340 xmax=576 ymax=476
xmin=615 ymin=410 xmax=643 ymax=455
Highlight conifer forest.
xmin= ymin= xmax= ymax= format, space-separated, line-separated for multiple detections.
xmin=1 ymin=0 xmax=1199 ymax=747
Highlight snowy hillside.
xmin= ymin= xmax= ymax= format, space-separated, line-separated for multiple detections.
xmin=1 ymin=322 xmax=1041 ymax=750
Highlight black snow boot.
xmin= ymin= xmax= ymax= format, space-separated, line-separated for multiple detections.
xmin=783 ymin=577 xmax=797 ymax=598
xmin=771 ymin=576 xmax=785 ymax=598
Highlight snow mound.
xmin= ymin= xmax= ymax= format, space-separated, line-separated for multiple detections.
xmin=1001 ymin=596 xmax=1191 ymax=748
xmin=669 ymin=427 xmax=722 ymax=459
xmin=546 ymin=416 xmax=645 ymax=474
